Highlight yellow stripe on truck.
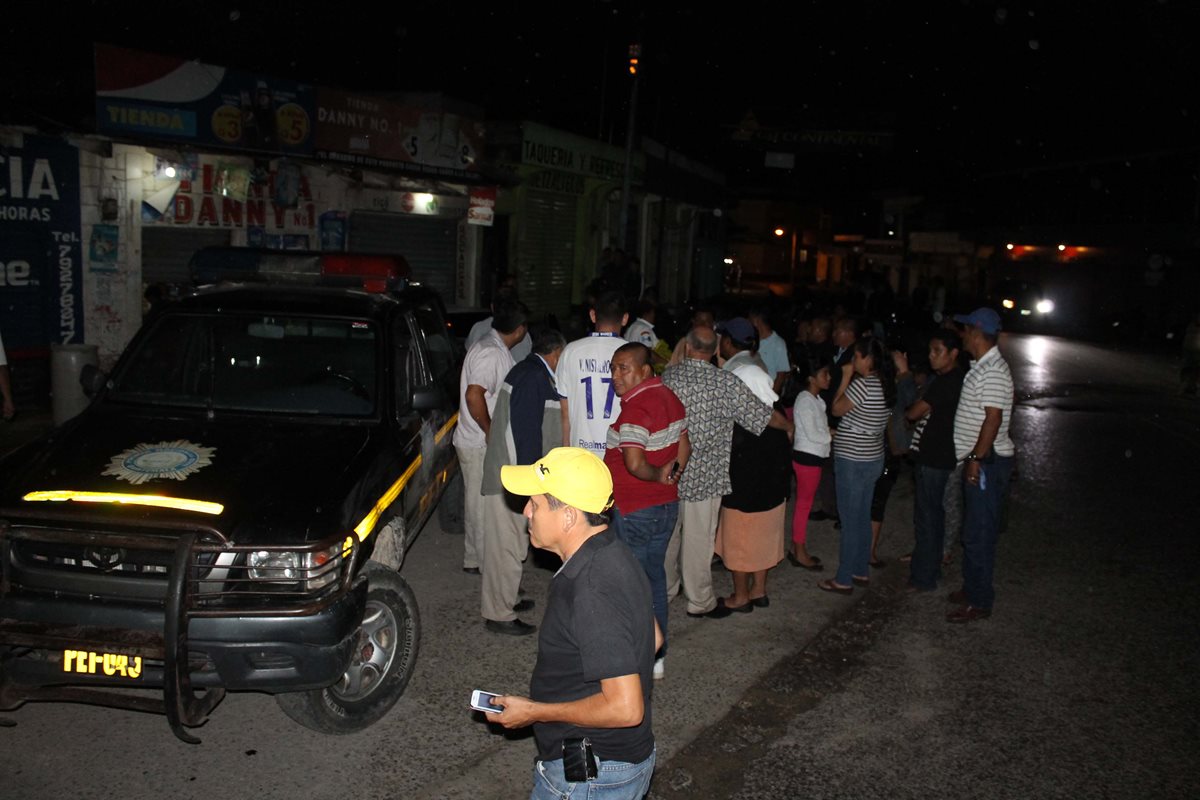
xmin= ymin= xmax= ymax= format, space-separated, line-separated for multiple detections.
xmin=23 ymin=490 xmax=224 ymax=516
xmin=353 ymin=412 xmax=459 ymax=541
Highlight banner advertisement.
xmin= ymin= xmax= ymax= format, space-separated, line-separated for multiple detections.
xmin=141 ymin=158 xmax=316 ymax=236
xmin=95 ymin=45 xmax=316 ymax=155
xmin=315 ymin=88 xmax=484 ymax=178
xmin=0 ymin=134 xmax=84 ymax=352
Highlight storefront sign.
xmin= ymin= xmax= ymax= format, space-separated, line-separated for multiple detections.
xmin=467 ymin=187 xmax=496 ymax=226
xmin=520 ymin=122 xmax=644 ymax=183
xmin=0 ymin=134 xmax=83 ymax=350
xmin=315 ymin=89 xmax=483 ymax=178
xmin=143 ymin=159 xmax=316 ymax=235
xmin=95 ymin=45 xmax=315 ymax=155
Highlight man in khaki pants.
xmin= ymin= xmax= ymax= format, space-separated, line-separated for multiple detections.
xmin=661 ymin=326 xmax=791 ymax=618
xmin=453 ymin=301 xmax=528 ymax=576
xmin=479 ymin=328 xmax=566 ymax=635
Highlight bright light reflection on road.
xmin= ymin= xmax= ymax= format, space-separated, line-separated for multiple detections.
xmin=1022 ymin=335 xmax=1051 ymax=369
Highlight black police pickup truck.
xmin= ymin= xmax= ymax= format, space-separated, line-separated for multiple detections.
xmin=0 ymin=249 xmax=462 ymax=742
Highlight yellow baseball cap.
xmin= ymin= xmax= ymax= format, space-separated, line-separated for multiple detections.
xmin=500 ymin=447 xmax=615 ymax=514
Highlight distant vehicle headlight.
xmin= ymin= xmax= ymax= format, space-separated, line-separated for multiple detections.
xmin=1002 ymin=298 xmax=1015 ymax=309
xmin=1036 ymin=299 xmax=1054 ymax=314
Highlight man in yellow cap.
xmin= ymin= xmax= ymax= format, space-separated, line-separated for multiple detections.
xmin=491 ymin=447 xmax=661 ymax=799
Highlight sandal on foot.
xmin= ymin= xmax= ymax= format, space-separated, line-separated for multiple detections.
xmin=787 ymin=552 xmax=824 ymax=571
xmin=852 ymin=575 xmax=871 ymax=587
xmin=817 ymin=579 xmax=853 ymax=595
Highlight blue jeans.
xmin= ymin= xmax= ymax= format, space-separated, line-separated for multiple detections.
xmin=531 ymin=749 xmax=656 ymax=799
xmin=834 ymin=457 xmax=884 ymax=586
xmin=961 ymin=455 xmax=1014 ymax=609
xmin=611 ymin=502 xmax=678 ymax=655
xmin=910 ymin=464 xmax=953 ymax=590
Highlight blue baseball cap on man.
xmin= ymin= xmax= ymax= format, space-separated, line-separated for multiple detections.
xmin=716 ymin=317 xmax=756 ymax=344
xmin=953 ymin=307 xmax=1002 ymax=335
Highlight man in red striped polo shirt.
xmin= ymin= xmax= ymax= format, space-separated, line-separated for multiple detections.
xmin=604 ymin=343 xmax=690 ymax=680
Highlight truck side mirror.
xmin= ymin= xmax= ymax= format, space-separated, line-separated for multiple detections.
xmin=80 ymin=364 xmax=107 ymax=399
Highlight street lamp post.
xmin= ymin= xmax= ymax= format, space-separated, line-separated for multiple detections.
xmin=617 ymin=43 xmax=641 ymax=256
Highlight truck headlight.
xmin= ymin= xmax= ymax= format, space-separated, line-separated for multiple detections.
xmin=247 ymin=543 xmax=342 ymax=591
xmin=1036 ymin=299 xmax=1054 ymax=314
xmin=248 ymin=550 xmax=301 ymax=581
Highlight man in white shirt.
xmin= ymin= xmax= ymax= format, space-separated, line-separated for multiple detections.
xmin=557 ymin=291 xmax=629 ymax=457
xmin=947 ymin=307 xmax=1015 ymax=624
xmin=716 ymin=318 xmax=777 ymax=405
xmin=624 ymin=301 xmax=656 ymax=347
xmin=453 ymin=299 xmax=529 ymax=575
xmin=0 ymin=330 xmax=14 ymax=420
xmin=748 ymin=307 xmax=790 ymax=395
xmin=465 ymin=283 xmax=532 ymax=362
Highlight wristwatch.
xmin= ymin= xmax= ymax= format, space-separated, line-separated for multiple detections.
xmin=964 ymin=453 xmax=980 ymax=463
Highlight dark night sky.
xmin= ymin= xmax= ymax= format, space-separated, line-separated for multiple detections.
xmin=6 ymin=0 xmax=1199 ymax=216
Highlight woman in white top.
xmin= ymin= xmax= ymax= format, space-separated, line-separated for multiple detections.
xmin=789 ymin=358 xmax=831 ymax=570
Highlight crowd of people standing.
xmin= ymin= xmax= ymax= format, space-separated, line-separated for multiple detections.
xmin=457 ymin=278 xmax=1017 ymax=799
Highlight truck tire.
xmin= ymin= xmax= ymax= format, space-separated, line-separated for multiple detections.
xmin=437 ymin=469 xmax=465 ymax=534
xmin=275 ymin=565 xmax=420 ymax=734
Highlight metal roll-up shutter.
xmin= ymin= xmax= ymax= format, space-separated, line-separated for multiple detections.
xmin=141 ymin=228 xmax=232 ymax=286
xmin=521 ymin=190 xmax=576 ymax=320
xmin=348 ymin=212 xmax=457 ymax=300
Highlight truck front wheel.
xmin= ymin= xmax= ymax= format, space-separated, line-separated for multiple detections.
xmin=275 ymin=565 xmax=420 ymax=734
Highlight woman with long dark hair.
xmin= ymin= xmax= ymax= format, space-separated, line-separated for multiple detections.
xmin=818 ymin=336 xmax=895 ymax=594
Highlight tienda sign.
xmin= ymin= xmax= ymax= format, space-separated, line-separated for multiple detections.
xmin=468 ymin=187 xmax=496 ymax=227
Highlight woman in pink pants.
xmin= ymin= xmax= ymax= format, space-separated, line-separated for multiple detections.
xmin=789 ymin=359 xmax=831 ymax=570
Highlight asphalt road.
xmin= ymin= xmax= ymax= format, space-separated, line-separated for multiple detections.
xmin=2 ymin=334 xmax=1197 ymax=799
xmin=652 ymin=334 xmax=1200 ymax=799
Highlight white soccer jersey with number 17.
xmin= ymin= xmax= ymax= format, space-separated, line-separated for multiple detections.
xmin=555 ymin=333 xmax=625 ymax=457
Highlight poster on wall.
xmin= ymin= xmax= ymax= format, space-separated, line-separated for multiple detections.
xmin=0 ymin=134 xmax=84 ymax=353
xmin=468 ymin=186 xmax=496 ymax=226
xmin=94 ymin=45 xmax=316 ymax=156
xmin=89 ymin=224 xmax=119 ymax=272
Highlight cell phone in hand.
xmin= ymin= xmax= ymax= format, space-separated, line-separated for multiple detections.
xmin=470 ymin=689 xmax=504 ymax=714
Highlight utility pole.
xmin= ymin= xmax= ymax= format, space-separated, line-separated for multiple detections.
xmin=617 ymin=42 xmax=640 ymax=254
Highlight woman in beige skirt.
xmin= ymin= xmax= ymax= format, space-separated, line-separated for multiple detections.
xmin=715 ymin=419 xmax=792 ymax=611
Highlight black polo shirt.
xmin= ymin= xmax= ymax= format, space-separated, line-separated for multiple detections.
xmin=530 ymin=528 xmax=655 ymax=764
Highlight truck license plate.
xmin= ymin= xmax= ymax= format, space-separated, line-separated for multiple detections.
xmin=63 ymin=649 xmax=143 ymax=679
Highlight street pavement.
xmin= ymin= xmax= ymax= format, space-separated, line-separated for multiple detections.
xmin=652 ymin=335 xmax=1200 ymax=799
xmin=1 ymin=334 xmax=1197 ymax=799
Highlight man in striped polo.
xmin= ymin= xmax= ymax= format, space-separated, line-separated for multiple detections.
xmin=948 ymin=307 xmax=1016 ymax=623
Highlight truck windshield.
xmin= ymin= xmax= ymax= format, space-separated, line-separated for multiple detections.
xmin=108 ymin=313 xmax=378 ymax=416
